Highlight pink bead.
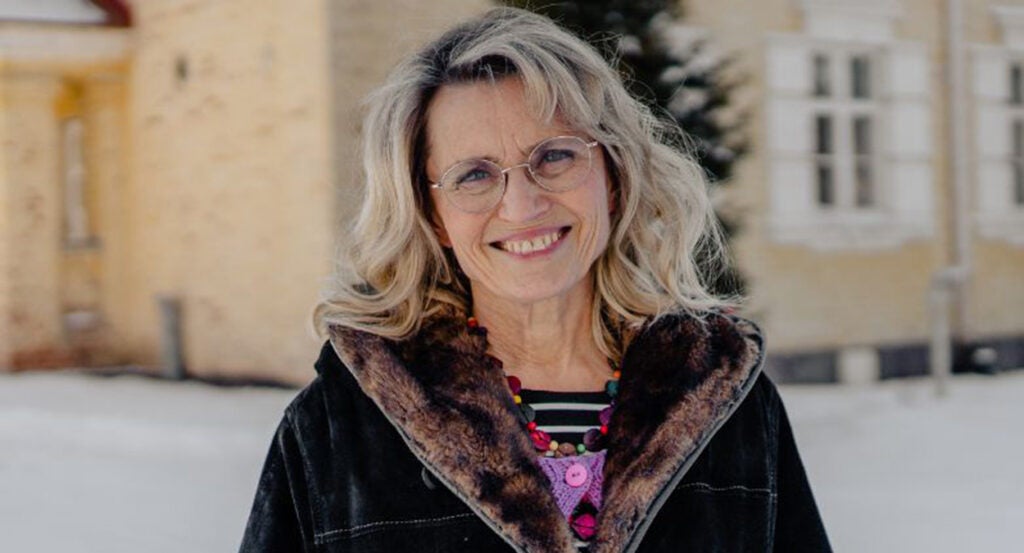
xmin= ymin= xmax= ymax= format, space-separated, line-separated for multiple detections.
xmin=570 ymin=512 xmax=597 ymax=540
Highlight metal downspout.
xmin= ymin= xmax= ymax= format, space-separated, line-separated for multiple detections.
xmin=931 ymin=0 xmax=971 ymax=393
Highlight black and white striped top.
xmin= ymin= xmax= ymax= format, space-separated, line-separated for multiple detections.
xmin=518 ymin=389 xmax=611 ymax=446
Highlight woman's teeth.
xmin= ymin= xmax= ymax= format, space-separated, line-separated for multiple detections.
xmin=498 ymin=229 xmax=563 ymax=254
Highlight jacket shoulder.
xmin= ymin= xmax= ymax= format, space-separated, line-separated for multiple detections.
xmin=280 ymin=340 xmax=366 ymax=430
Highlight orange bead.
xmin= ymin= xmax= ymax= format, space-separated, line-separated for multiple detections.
xmin=613 ymin=370 xmax=621 ymax=379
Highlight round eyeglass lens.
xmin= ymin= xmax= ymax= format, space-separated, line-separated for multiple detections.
xmin=441 ymin=159 xmax=504 ymax=212
xmin=528 ymin=136 xmax=594 ymax=191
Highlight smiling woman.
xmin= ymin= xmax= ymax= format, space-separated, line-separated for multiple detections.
xmin=240 ymin=7 xmax=831 ymax=553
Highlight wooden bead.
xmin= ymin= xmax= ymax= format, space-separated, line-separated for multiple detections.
xmin=558 ymin=442 xmax=577 ymax=456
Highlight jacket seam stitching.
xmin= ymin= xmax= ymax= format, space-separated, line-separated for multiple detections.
xmin=313 ymin=513 xmax=477 ymax=543
xmin=675 ymin=482 xmax=774 ymax=495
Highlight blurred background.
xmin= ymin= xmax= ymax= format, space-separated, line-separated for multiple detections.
xmin=0 ymin=0 xmax=1021 ymax=551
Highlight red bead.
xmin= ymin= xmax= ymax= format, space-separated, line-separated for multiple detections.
xmin=570 ymin=512 xmax=597 ymax=540
xmin=530 ymin=429 xmax=551 ymax=451
xmin=467 ymin=317 xmax=478 ymax=328
xmin=527 ymin=421 xmax=537 ymax=431
xmin=600 ymin=425 xmax=608 ymax=435
xmin=506 ymin=375 xmax=522 ymax=395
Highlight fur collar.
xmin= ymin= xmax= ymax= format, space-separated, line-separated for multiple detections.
xmin=328 ymin=311 xmax=764 ymax=553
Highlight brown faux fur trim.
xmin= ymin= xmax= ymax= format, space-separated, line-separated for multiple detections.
xmin=328 ymin=311 xmax=763 ymax=553
xmin=591 ymin=314 xmax=763 ymax=553
xmin=329 ymin=315 xmax=578 ymax=553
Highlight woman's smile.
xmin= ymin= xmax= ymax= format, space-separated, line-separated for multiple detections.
xmin=490 ymin=226 xmax=571 ymax=256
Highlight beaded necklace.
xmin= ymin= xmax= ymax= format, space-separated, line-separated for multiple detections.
xmin=468 ymin=316 xmax=619 ymax=541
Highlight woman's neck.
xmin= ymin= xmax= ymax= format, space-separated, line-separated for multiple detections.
xmin=471 ymin=283 xmax=609 ymax=392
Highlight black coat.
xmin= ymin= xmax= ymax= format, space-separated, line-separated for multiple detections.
xmin=240 ymin=312 xmax=831 ymax=552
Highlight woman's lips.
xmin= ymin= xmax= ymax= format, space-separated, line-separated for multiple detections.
xmin=491 ymin=226 xmax=571 ymax=255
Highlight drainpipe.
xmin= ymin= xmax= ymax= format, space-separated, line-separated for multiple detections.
xmin=158 ymin=296 xmax=186 ymax=380
xmin=932 ymin=0 xmax=971 ymax=395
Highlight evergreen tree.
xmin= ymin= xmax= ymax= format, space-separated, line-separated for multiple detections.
xmin=500 ymin=0 xmax=747 ymax=296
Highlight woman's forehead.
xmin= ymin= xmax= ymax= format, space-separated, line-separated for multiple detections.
xmin=424 ymin=79 xmax=573 ymax=168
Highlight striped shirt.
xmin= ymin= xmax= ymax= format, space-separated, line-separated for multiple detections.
xmin=518 ymin=389 xmax=610 ymax=446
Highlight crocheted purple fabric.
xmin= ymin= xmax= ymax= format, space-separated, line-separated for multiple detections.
xmin=537 ymin=450 xmax=606 ymax=518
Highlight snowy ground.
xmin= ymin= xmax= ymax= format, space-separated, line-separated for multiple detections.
xmin=1 ymin=369 xmax=1020 ymax=552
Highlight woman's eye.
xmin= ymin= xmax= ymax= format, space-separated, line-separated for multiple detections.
xmin=540 ymin=148 xmax=575 ymax=164
xmin=453 ymin=166 xmax=495 ymax=192
xmin=457 ymin=169 xmax=489 ymax=184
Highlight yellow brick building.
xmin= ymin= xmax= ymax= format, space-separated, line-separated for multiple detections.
xmin=1 ymin=0 xmax=1021 ymax=383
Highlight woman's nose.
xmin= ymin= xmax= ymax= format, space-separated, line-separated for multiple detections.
xmin=497 ymin=166 xmax=550 ymax=222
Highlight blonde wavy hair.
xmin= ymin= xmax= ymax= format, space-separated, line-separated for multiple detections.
xmin=315 ymin=7 xmax=736 ymax=361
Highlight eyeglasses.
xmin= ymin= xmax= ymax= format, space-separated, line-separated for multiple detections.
xmin=428 ymin=135 xmax=601 ymax=213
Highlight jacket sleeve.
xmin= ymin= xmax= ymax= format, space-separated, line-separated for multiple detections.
xmin=239 ymin=416 xmax=315 ymax=553
xmin=772 ymin=387 xmax=833 ymax=552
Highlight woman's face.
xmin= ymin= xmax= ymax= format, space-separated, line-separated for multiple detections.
xmin=425 ymin=77 xmax=613 ymax=306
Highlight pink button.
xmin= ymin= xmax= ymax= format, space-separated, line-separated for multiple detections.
xmin=564 ymin=462 xmax=589 ymax=488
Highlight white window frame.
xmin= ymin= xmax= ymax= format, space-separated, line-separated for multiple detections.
xmin=809 ymin=47 xmax=885 ymax=214
xmin=972 ymin=31 xmax=1024 ymax=245
xmin=763 ymin=1 xmax=933 ymax=251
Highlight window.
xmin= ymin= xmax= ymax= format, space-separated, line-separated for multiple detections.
xmin=61 ymin=117 xmax=96 ymax=248
xmin=1011 ymin=65 xmax=1024 ymax=208
xmin=853 ymin=116 xmax=875 ymax=206
xmin=810 ymin=50 xmax=880 ymax=210
xmin=1011 ymin=62 xmax=1023 ymax=106
xmin=851 ymin=55 xmax=872 ymax=99
xmin=813 ymin=54 xmax=831 ymax=97
xmin=815 ymin=114 xmax=835 ymax=205
xmin=1014 ymin=119 xmax=1024 ymax=206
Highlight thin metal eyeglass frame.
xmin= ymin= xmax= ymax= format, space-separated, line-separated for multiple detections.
xmin=428 ymin=136 xmax=601 ymax=213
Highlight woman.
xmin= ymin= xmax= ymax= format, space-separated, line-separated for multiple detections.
xmin=241 ymin=8 xmax=830 ymax=553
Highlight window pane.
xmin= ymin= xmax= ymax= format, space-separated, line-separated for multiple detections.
xmin=855 ymin=159 xmax=875 ymax=207
xmin=1015 ymin=162 xmax=1024 ymax=205
xmin=813 ymin=54 xmax=830 ymax=97
xmin=854 ymin=116 xmax=872 ymax=155
xmin=817 ymin=161 xmax=834 ymax=206
xmin=1014 ymin=119 xmax=1024 ymax=157
xmin=1012 ymin=63 xmax=1023 ymax=105
xmin=815 ymin=115 xmax=833 ymax=154
xmin=851 ymin=55 xmax=871 ymax=99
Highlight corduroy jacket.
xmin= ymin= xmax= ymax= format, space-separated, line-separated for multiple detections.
xmin=239 ymin=312 xmax=831 ymax=552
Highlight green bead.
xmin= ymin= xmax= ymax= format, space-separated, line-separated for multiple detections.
xmin=605 ymin=379 xmax=619 ymax=397
xmin=576 ymin=443 xmax=586 ymax=454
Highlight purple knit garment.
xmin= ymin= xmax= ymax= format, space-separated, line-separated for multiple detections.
xmin=537 ymin=449 xmax=606 ymax=518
